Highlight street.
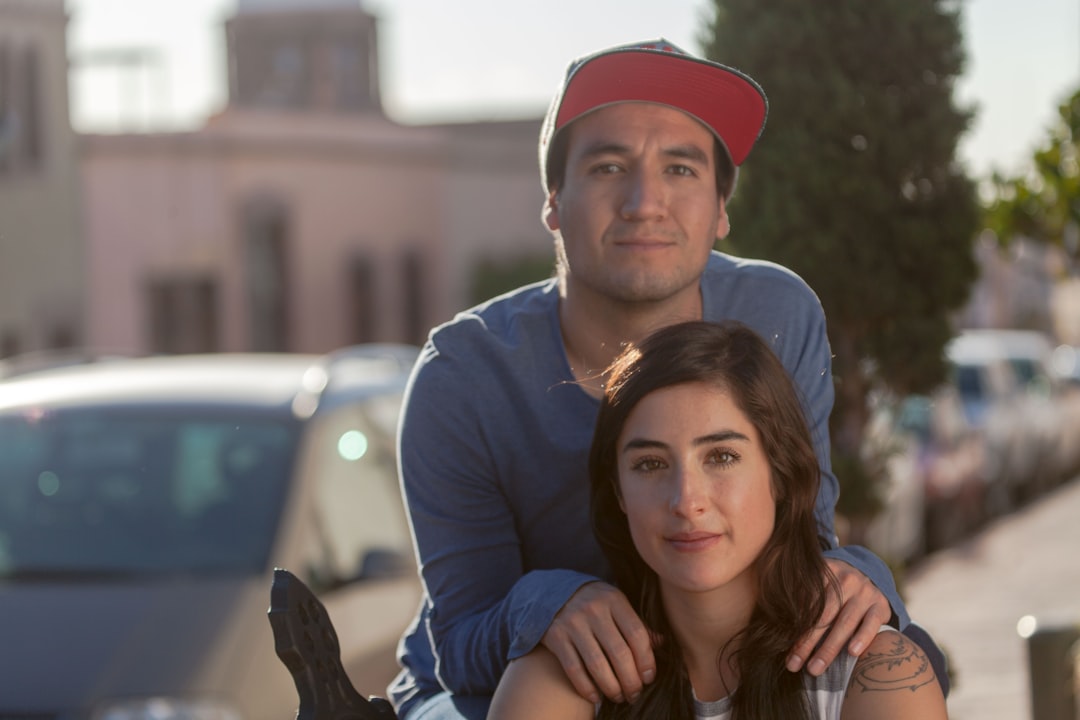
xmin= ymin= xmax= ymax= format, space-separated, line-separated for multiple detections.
xmin=905 ymin=476 xmax=1080 ymax=720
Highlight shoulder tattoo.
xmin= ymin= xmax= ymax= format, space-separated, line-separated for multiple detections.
xmin=847 ymin=632 xmax=937 ymax=695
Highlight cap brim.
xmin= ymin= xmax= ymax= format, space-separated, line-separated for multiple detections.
xmin=554 ymin=50 xmax=767 ymax=166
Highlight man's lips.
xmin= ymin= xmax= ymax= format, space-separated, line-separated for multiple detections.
xmin=613 ymin=237 xmax=675 ymax=248
xmin=666 ymin=531 xmax=723 ymax=552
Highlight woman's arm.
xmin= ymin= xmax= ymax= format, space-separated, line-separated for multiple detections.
xmin=488 ymin=647 xmax=596 ymax=720
xmin=839 ymin=629 xmax=947 ymax=720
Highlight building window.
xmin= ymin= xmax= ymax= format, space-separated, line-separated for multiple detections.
xmin=0 ymin=40 xmax=44 ymax=175
xmin=147 ymin=276 xmax=220 ymax=354
xmin=0 ymin=41 xmax=12 ymax=174
xmin=20 ymin=44 xmax=41 ymax=165
xmin=402 ymin=249 xmax=424 ymax=346
xmin=1 ymin=329 xmax=20 ymax=360
xmin=244 ymin=198 xmax=290 ymax=352
xmin=348 ymin=253 xmax=375 ymax=344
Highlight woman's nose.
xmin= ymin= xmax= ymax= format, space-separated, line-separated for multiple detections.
xmin=669 ymin=466 xmax=706 ymax=517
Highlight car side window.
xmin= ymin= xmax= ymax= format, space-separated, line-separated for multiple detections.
xmin=300 ymin=392 xmax=412 ymax=593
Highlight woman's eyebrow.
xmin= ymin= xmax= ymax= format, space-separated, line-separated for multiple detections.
xmin=622 ymin=438 xmax=668 ymax=453
xmin=621 ymin=429 xmax=748 ymax=454
xmin=693 ymin=430 xmax=749 ymax=446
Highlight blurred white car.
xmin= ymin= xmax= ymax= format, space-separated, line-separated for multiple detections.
xmin=0 ymin=346 xmax=421 ymax=720
xmin=947 ymin=329 xmax=1064 ymax=512
xmin=861 ymin=395 xmax=926 ymax=566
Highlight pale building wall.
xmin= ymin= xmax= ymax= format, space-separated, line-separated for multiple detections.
xmin=0 ymin=0 xmax=83 ymax=356
xmin=81 ymin=109 xmax=550 ymax=355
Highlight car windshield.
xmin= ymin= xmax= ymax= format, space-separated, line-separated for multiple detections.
xmin=0 ymin=407 xmax=298 ymax=579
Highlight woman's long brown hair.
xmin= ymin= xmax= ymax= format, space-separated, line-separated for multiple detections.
xmin=589 ymin=320 xmax=837 ymax=719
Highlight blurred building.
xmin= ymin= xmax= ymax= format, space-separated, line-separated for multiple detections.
xmin=957 ymin=231 xmax=1069 ymax=339
xmin=0 ymin=0 xmax=83 ymax=357
xmin=79 ymin=0 xmax=551 ymax=355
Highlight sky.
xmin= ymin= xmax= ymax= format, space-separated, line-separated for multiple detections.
xmin=64 ymin=0 xmax=1080 ymax=181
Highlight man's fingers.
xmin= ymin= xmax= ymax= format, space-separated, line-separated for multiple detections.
xmin=541 ymin=582 xmax=656 ymax=704
xmin=576 ymin=631 xmax=629 ymax=702
xmin=787 ymin=625 xmax=825 ymax=673
xmin=807 ymin=599 xmax=891 ymax=674
xmin=800 ymin=560 xmax=893 ymax=676
xmin=544 ymin=630 xmax=603 ymax=703
xmin=610 ymin=601 xmax=656 ymax=698
xmin=786 ymin=585 xmax=841 ymax=672
xmin=804 ymin=598 xmax=862 ymax=675
xmin=845 ymin=610 xmax=889 ymax=657
xmin=581 ymin=601 xmax=655 ymax=702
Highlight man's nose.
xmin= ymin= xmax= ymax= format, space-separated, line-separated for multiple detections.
xmin=620 ymin=168 xmax=667 ymax=221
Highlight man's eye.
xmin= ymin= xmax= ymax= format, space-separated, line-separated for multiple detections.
xmin=668 ymin=165 xmax=696 ymax=177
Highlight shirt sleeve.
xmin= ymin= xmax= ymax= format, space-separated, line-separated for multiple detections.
xmin=398 ymin=340 xmax=598 ymax=695
xmin=767 ymin=274 xmax=910 ymax=628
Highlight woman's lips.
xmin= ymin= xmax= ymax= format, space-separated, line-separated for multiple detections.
xmin=666 ymin=531 xmax=723 ymax=552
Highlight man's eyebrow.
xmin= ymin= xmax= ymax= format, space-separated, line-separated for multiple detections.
xmin=577 ymin=141 xmax=711 ymax=165
xmin=579 ymin=140 xmax=632 ymax=159
xmin=664 ymin=144 xmax=711 ymax=165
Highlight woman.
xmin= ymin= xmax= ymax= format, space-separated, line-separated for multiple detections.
xmin=489 ymin=320 xmax=946 ymax=719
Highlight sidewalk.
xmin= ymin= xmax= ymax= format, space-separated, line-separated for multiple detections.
xmin=904 ymin=476 xmax=1080 ymax=720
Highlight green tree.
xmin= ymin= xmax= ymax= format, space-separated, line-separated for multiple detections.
xmin=469 ymin=255 xmax=554 ymax=306
xmin=984 ymin=89 xmax=1080 ymax=255
xmin=704 ymin=0 xmax=980 ymax=519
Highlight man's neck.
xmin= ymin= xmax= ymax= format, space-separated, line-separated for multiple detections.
xmin=558 ymin=283 xmax=703 ymax=393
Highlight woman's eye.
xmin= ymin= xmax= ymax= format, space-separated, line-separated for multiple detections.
xmin=630 ymin=456 xmax=665 ymax=472
xmin=708 ymin=449 xmax=739 ymax=466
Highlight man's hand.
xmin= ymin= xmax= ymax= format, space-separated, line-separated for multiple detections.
xmin=786 ymin=558 xmax=892 ymax=676
xmin=540 ymin=581 xmax=655 ymax=705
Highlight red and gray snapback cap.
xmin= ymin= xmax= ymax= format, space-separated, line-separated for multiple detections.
xmin=538 ymin=38 xmax=769 ymax=194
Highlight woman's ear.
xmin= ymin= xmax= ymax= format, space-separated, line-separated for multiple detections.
xmin=614 ymin=479 xmax=626 ymax=513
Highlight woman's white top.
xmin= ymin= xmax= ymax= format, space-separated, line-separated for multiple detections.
xmin=693 ymin=651 xmax=858 ymax=720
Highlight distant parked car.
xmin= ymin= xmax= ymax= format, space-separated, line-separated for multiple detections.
xmin=0 ymin=346 xmax=421 ymax=720
xmin=894 ymin=389 xmax=987 ymax=553
xmin=861 ymin=394 xmax=926 ymax=566
xmin=947 ymin=329 xmax=1064 ymax=512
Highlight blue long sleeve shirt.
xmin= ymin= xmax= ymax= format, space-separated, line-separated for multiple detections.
xmin=389 ymin=251 xmax=909 ymax=718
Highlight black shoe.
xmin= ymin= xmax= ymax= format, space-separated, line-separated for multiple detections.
xmin=269 ymin=567 xmax=398 ymax=720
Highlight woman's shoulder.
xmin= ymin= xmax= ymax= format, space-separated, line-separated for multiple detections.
xmin=488 ymin=648 xmax=595 ymax=720
xmin=839 ymin=629 xmax=948 ymax=720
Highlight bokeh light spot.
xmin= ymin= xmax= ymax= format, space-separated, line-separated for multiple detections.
xmin=38 ymin=471 xmax=61 ymax=496
xmin=338 ymin=430 xmax=369 ymax=461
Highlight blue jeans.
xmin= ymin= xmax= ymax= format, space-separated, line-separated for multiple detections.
xmin=403 ymin=691 xmax=491 ymax=720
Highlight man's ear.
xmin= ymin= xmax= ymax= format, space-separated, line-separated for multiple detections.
xmin=543 ymin=189 xmax=561 ymax=232
xmin=715 ymin=196 xmax=730 ymax=242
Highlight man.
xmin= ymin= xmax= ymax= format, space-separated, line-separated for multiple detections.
xmin=389 ymin=39 xmax=943 ymax=720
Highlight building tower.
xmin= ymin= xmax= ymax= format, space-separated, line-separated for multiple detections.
xmin=225 ymin=0 xmax=382 ymax=114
